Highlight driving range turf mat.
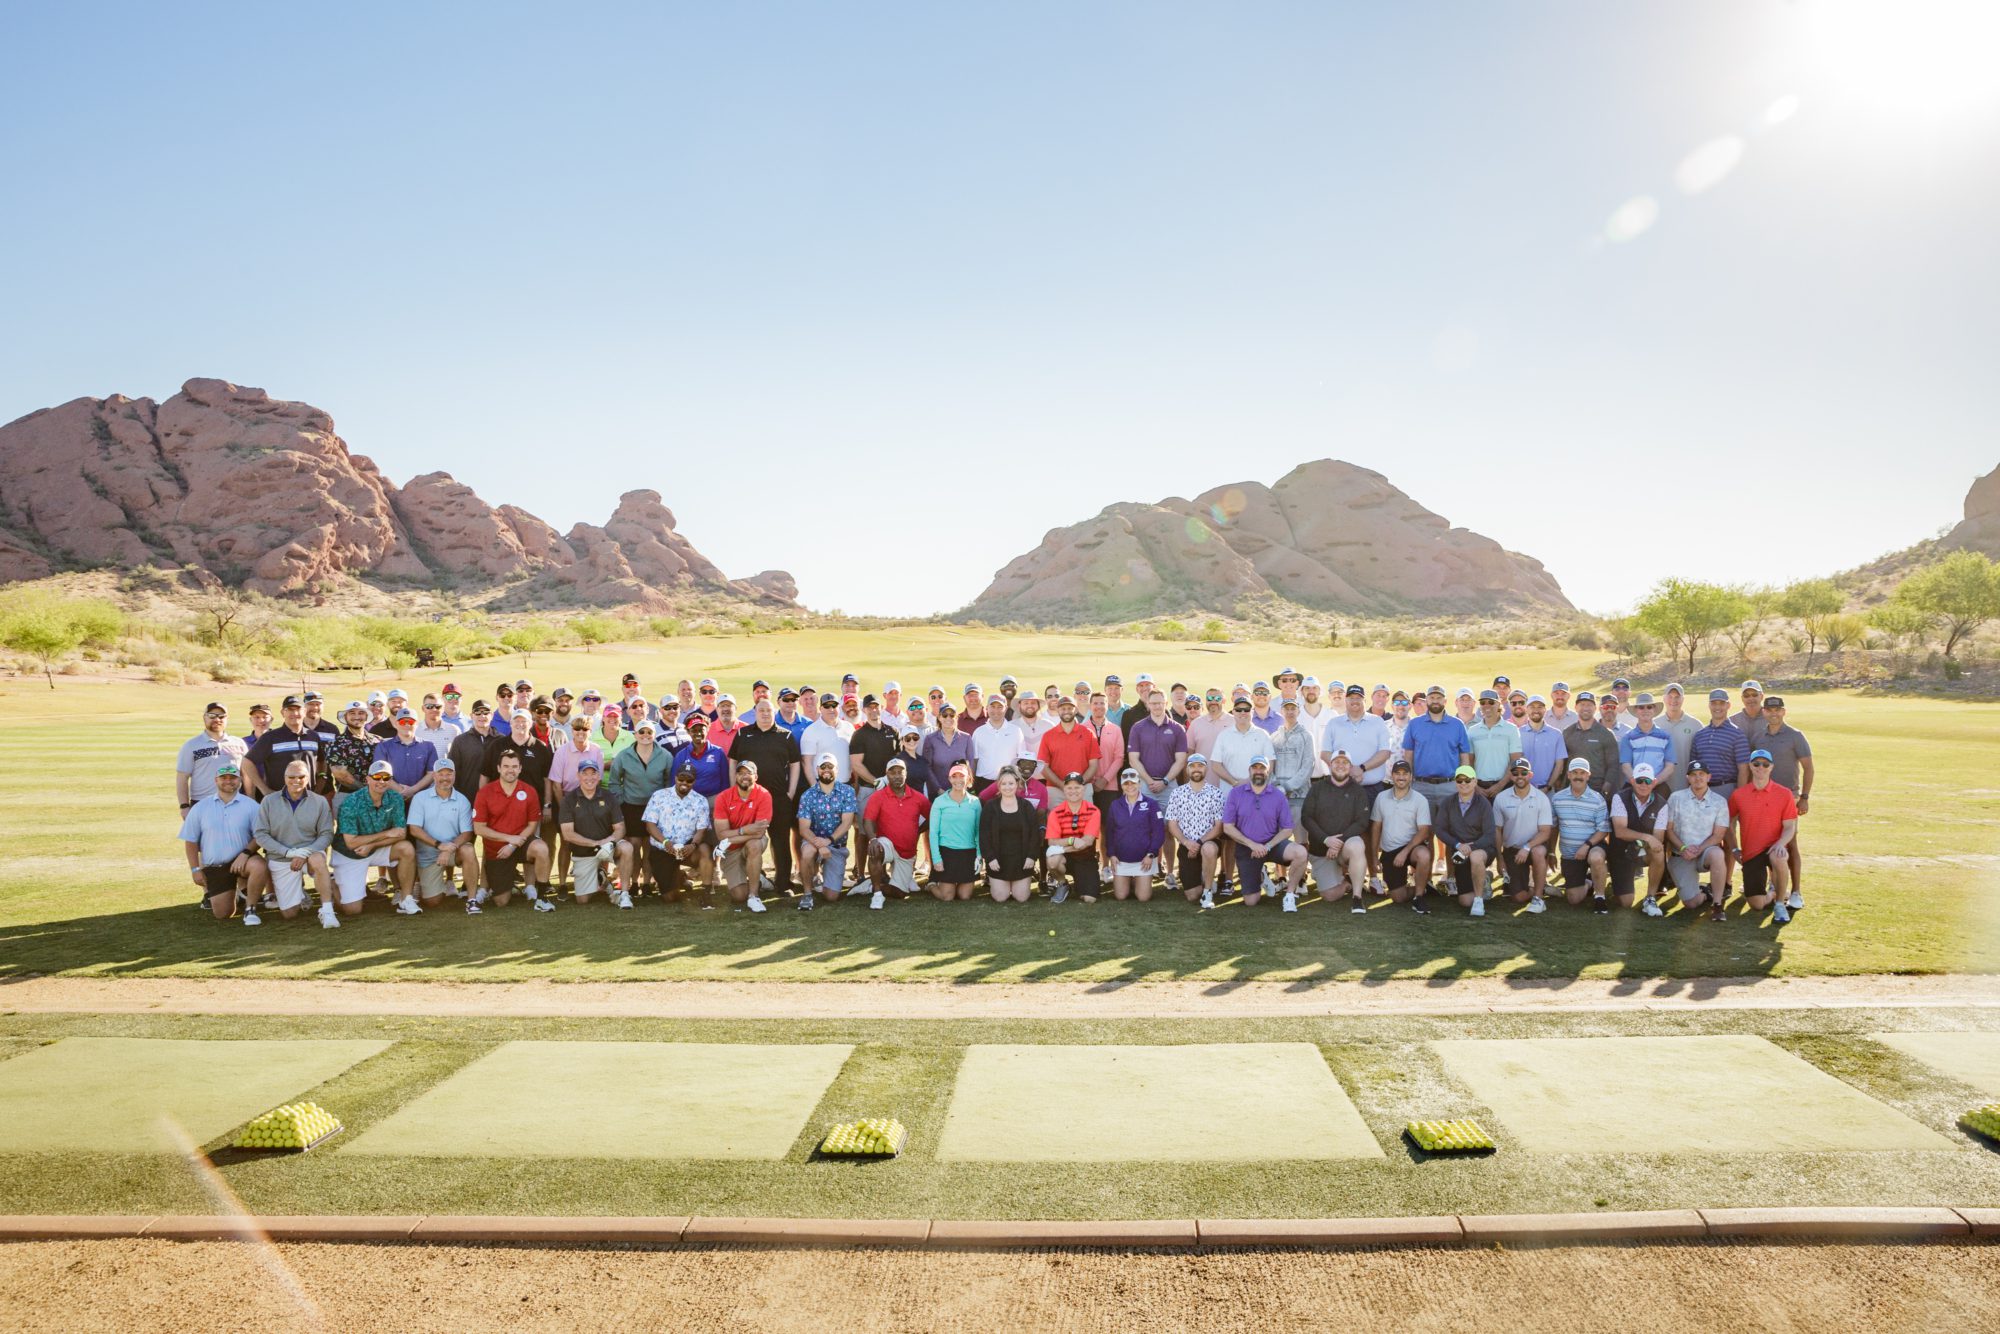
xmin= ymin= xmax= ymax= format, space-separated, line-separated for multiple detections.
xmin=936 ymin=1043 xmax=1382 ymax=1161
xmin=1432 ymin=1035 xmax=1952 ymax=1154
xmin=342 ymin=1040 xmax=853 ymax=1159
xmin=1870 ymin=1031 xmax=2000 ymax=1096
xmin=0 ymin=1037 xmax=390 ymax=1153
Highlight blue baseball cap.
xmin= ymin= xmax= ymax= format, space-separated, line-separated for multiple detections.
xmin=1749 ymin=749 xmax=1774 ymax=763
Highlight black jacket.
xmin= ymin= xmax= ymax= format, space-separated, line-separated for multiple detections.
xmin=1432 ymin=790 xmax=1497 ymax=855
xmin=1300 ymin=776 xmax=1372 ymax=847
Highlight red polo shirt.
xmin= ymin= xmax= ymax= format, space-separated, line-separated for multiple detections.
xmin=714 ymin=783 xmax=772 ymax=832
xmin=1037 ymin=723 xmax=1100 ymax=783
xmin=864 ymin=784 xmax=932 ymax=859
xmin=473 ymin=779 xmax=541 ymax=854
xmin=1728 ymin=782 xmax=1797 ymax=860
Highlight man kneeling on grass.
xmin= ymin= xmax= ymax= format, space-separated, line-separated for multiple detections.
xmin=1371 ymin=759 xmax=1434 ymax=913
xmin=330 ymin=760 xmax=417 ymax=922
xmin=1491 ymin=757 xmax=1554 ymax=914
xmin=642 ymin=764 xmax=715 ymax=906
xmin=1044 ymin=772 xmax=1103 ymax=904
xmin=252 ymin=759 xmax=334 ymax=925
xmin=181 ymin=762 xmax=270 ymax=923
xmin=796 ymin=753 xmax=859 ymax=909
xmin=863 ymin=757 xmax=932 ymax=910
xmin=1664 ymin=760 xmax=1731 ymax=921
xmin=1222 ymin=755 xmax=1308 ymax=912
xmin=407 ymin=757 xmax=479 ymax=912
xmin=472 ymin=750 xmax=554 ymax=913
xmin=563 ymin=757 xmax=634 ymax=909
xmin=1731 ymin=749 xmax=1800 ymax=924
xmin=1550 ymin=758 xmax=1613 ymax=914
xmin=1301 ymin=751 xmax=1371 ymax=911
xmin=714 ymin=759 xmax=773 ymax=912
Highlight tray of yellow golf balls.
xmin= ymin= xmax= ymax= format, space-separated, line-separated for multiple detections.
xmin=1962 ymin=1103 xmax=2000 ymax=1145
xmin=818 ymin=1117 xmax=908 ymax=1158
xmin=1404 ymin=1118 xmax=1495 ymax=1154
xmin=235 ymin=1101 xmax=344 ymax=1152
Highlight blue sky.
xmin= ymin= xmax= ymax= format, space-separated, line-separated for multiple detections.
xmin=3 ymin=1 xmax=1995 ymax=616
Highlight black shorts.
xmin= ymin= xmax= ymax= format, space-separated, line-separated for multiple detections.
xmin=1175 ymin=838 xmax=1218 ymax=880
xmin=1380 ymin=851 xmax=1415 ymax=890
xmin=1500 ymin=849 xmax=1540 ymax=894
xmin=200 ymin=863 xmax=245 ymax=900
xmin=483 ymin=843 xmax=530 ymax=893
xmin=1233 ymin=837 xmax=1295 ymax=894
xmin=1741 ymin=850 xmax=1778 ymax=897
xmin=1447 ymin=852 xmax=1488 ymax=895
xmin=646 ymin=843 xmax=703 ymax=892
xmin=1560 ymin=854 xmax=1597 ymax=886
xmin=937 ymin=846 xmax=979 ymax=883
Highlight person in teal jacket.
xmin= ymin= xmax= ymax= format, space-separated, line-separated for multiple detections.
xmin=927 ymin=760 xmax=983 ymax=901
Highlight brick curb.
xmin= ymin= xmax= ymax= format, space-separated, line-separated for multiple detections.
xmin=0 ymin=1208 xmax=1991 ymax=1248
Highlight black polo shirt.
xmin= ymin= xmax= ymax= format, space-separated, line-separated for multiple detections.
xmin=243 ymin=726 xmax=322 ymax=792
xmin=560 ymin=787 xmax=620 ymax=842
xmin=731 ymin=724 xmax=802 ymax=804
xmin=848 ymin=722 xmax=901 ymax=785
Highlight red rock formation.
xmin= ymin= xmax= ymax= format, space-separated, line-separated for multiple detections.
xmin=970 ymin=459 xmax=1571 ymax=619
xmin=0 ymin=379 xmax=796 ymax=608
xmin=1943 ymin=464 xmax=2000 ymax=557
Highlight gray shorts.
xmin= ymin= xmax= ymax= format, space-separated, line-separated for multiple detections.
xmin=809 ymin=845 xmax=849 ymax=892
xmin=417 ymin=860 xmax=454 ymax=898
xmin=1667 ymin=851 xmax=1713 ymax=902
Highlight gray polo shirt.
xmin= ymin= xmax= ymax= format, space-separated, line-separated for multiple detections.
xmin=253 ymin=790 xmax=334 ymax=857
xmin=1656 ymin=712 xmax=1702 ymax=792
xmin=1371 ymin=787 xmax=1430 ymax=851
xmin=1750 ymin=724 xmax=1812 ymax=792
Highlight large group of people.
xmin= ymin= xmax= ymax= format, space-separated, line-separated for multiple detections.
xmin=175 ymin=668 xmax=1815 ymax=928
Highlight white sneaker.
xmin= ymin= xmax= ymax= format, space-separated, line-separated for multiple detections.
xmin=1199 ymin=889 xmax=1216 ymax=911
xmin=532 ymin=897 xmax=556 ymax=913
xmin=395 ymin=897 xmax=422 ymax=916
xmin=242 ymin=910 xmax=261 ymax=927
xmin=1773 ymin=902 xmax=1791 ymax=924
xmin=318 ymin=903 xmax=340 ymax=929
xmin=747 ymin=895 xmax=766 ymax=913
xmin=473 ymin=888 xmax=490 ymax=905
xmin=1640 ymin=897 xmax=1664 ymax=918
xmin=1787 ymin=890 xmax=1803 ymax=910
xmin=615 ymin=890 xmax=634 ymax=910
xmin=1281 ymin=892 xmax=1298 ymax=913
xmin=1526 ymin=897 xmax=1547 ymax=915
xmin=1370 ymin=875 xmax=1387 ymax=895
xmin=1469 ymin=896 xmax=1485 ymax=918
xmin=870 ymin=890 xmax=885 ymax=911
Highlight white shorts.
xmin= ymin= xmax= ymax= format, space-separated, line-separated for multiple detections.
xmin=873 ymin=837 xmax=918 ymax=894
xmin=266 ymin=856 xmax=312 ymax=910
xmin=329 ymin=847 xmax=393 ymax=904
xmin=1113 ymin=860 xmax=1151 ymax=877
xmin=572 ymin=845 xmax=619 ymax=896
xmin=1045 ymin=843 xmax=1070 ymax=860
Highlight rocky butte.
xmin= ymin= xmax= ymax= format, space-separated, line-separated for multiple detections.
xmin=966 ymin=459 xmax=1572 ymax=621
xmin=0 ymin=378 xmax=795 ymax=610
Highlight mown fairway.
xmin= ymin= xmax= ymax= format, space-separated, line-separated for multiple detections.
xmin=3 ymin=628 xmax=1996 ymax=983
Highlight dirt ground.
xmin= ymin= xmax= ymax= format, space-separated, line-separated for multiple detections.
xmin=2 ymin=1238 xmax=1996 ymax=1333
xmin=6 ymin=972 xmax=1998 ymax=1020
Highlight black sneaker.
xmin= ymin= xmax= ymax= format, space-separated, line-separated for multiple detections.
xmin=1592 ymin=895 xmax=1609 ymax=915
xmin=1410 ymin=897 xmax=1430 ymax=915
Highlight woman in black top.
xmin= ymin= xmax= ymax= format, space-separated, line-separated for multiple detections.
xmin=980 ymin=768 xmax=1041 ymax=903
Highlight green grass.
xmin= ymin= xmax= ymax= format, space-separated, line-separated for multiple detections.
xmin=3 ymin=1007 xmax=1999 ymax=1220
xmin=3 ymin=629 xmax=1997 ymax=983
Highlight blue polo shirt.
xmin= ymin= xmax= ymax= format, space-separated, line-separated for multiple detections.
xmin=370 ymin=735 xmax=437 ymax=787
xmin=1690 ymin=722 xmax=1750 ymax=783
xmin=1618 ymin=726 xmax=1676 ymax=780
xmin=774 ymin=710 xmax=813 ymax=743
xmin=1518 ymin=723 xmax=1567 ymax=787
xmin=672 ymin=741 xmax=732 ymax=798
xmin=178 ymin=792 xmax=260 ymax=864
xmin=1402 ymin=714 xmax=1471 ymax=779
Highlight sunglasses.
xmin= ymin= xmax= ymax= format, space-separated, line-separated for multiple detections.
xmin=368 ymin=774 xmax=390 ymax=782
xmin=700 ymin=688 xmax=717 ymax=695
xmin=1750 ymin=759 xmax=1773 ymax=767
xmin=1206 ymin=694 xmax=1223 ymax=702
xmin=1454 ymin=777 xmax=1476 ymax=784
xmin=1233 ymin=705 xmax=1252 ymax=712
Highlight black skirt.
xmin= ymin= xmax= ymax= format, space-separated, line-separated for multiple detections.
xmin=938 ymin=846 xmax=979 ymax=883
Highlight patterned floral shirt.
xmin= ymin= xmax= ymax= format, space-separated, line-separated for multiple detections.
xmin=796 ymin=781 xmax=859 ymax=838
xmin=641 ymin=787 xmax=711 ymax=849
xmin=1165 ymin=781 xmax=1227 ymax=842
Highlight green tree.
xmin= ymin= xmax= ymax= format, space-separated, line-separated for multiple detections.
xmin=499 ymin=621 xmax=556 ymax=663
xmin=1608 ymin=615 xmax=1653 ymax=662
xmin=1893 ymin=550 xmax=2000 ymax=658
xmin=1867 ymin=601 xmax=1932 ymax=651
xmin=1723 ymin=586 xmax=1779 ymax=661
xmin=1635 ymin=579 xmax=1749 ymax=673
xmin=1199 ymin=619 xmax=1229 ymax=643
xmin=1780 ymin=579 xmax=1844 ymax=666
xmin=571 ymin=614 xmax=617 ymax=652
xmin=1820 ymin=613 xmax=1866 ymax=655
xmin=1 ymin=601 xmax=86 ymax=688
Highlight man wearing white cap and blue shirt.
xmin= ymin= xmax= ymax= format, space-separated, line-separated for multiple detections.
xmin=181 ymin=761 xmax=268 ymax=922
xmin=1618 ymin=694 xmax=1677 ymax=790
xmin=797 ymin=753 xmax=859 ymax=907
xmin=408 ymin=756 xmax=478 ymax=911
xmin=1549 ymin=757 xmax=1612 ymax=912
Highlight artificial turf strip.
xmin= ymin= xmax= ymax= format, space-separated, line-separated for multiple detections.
xmin=1431 ymin=1035 xmax=1953 ymax=1155
xmin=936 ymin=1043 xmax=1383 ymax=1162
xmin=341 ymin=1041 xmax=854 ymax=1160
xmin=0 ymin=1037 xmax=390 ymax=1154
xmin=3 ymin=1011 xmax=1999 ymax=1222
xmin=1869 ymin=1032 xmax=2000 ymax=1097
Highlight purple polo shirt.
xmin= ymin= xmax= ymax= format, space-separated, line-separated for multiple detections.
xmin=1127 ymin=716 xmax=1188 ymax=778
xmin=1104 ymin=794 xmax=1166 ymax=861
xmin=1222 ymin=783 xmax=1291 ymax=844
